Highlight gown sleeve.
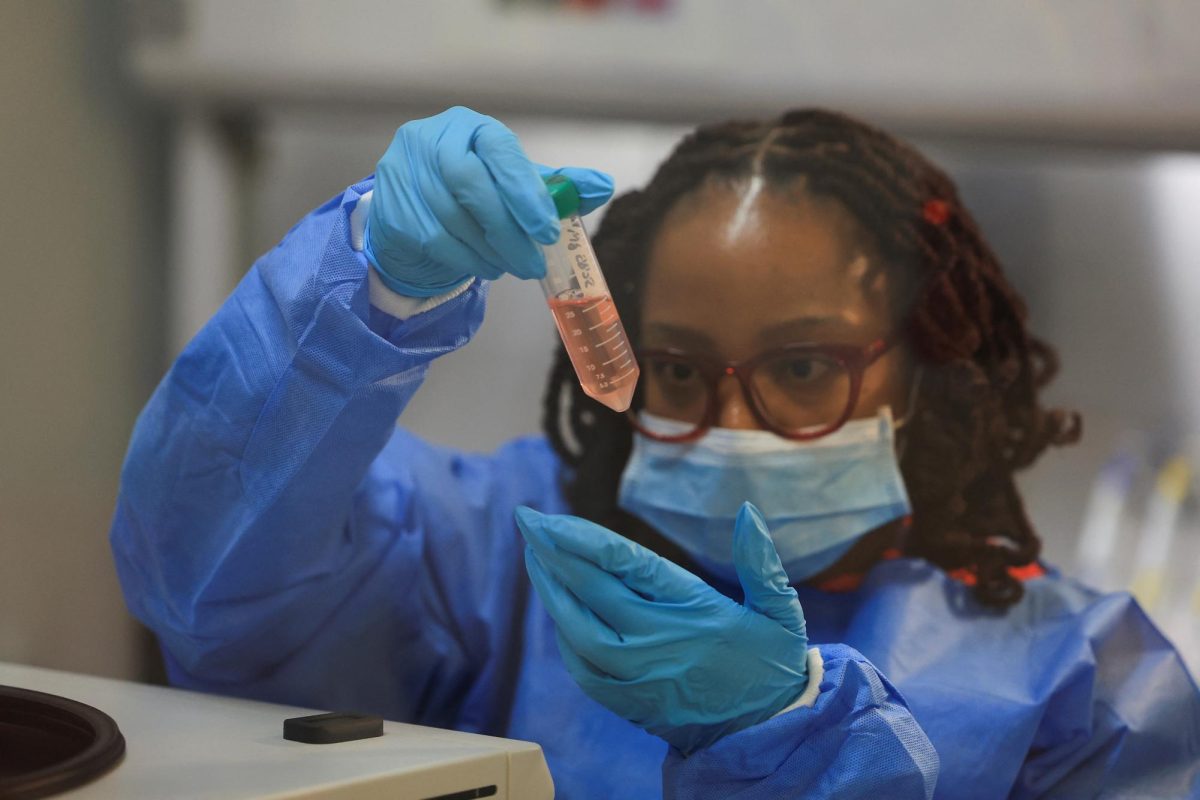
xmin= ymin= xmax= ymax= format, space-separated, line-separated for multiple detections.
xmin=1015 ymin=591 xmax=1200 ymax=798
xmin=661 ymin=644 xmax=940 ymax=799
xmin=663 ymin=568 xmax=1200 ymax=799
xmin=108 ymin=178 xmax=544 ymax=728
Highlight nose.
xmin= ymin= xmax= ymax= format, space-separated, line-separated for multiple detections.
xmin=714 ymin=371 xmax=763 ymax=431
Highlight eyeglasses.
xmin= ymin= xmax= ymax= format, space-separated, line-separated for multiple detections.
xmin=627 ymin=335 xmax=900 ymax=443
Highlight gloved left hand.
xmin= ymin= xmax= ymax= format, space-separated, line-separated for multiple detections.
xmin=515 ymin=502 xmax=810 ymax=755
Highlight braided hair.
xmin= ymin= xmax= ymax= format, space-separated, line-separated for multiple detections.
xmin=541 ymin=109 xmax=1081 ymax=609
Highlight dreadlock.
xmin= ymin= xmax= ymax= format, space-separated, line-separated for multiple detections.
xmin=541 ymin=109 xmax=1081 ymax=610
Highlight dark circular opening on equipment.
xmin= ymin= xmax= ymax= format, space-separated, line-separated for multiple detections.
xmin=0 ymin=685 xmax=125 ymax=799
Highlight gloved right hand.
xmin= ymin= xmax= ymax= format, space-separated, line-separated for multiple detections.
xmin=364 ymin=106 xmax=614 ymax=297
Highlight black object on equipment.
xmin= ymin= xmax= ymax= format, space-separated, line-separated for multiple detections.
xmin=0 ymin=685 xmax=125 ymax=799
xmin=283 ymin=712 xmax=384 ymax=745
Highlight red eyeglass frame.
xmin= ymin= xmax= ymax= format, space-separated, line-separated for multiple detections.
xmin=626 ymin=333 xmax=900 ymax=443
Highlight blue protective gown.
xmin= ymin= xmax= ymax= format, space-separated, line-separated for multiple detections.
xmin=111 ymin=180 xmax=1200 ymax=799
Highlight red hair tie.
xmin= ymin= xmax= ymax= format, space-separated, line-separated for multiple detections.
xmin=922 ymin=199 xmax=950 ymax=225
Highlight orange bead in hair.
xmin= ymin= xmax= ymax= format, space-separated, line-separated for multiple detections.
xmin=922 ymin=199 xmax=950 ymax=225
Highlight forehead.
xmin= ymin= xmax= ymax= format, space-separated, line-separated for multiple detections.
xmin=640 ymin=182 xmax=896 ymax=354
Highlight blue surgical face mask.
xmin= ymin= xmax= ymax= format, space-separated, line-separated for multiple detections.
xmin=617 ymin=408 xmax=912 ymax=585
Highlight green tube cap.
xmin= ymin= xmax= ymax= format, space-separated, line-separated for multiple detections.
xmin=544 ymin=175 xmax=580 ymax=219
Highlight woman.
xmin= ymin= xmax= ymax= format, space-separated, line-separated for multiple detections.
xmin=111 ymin=106 xmax=1200 ymax=798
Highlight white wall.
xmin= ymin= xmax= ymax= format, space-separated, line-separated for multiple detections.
xmin=0 ymin=2 xmax=166 ymax=680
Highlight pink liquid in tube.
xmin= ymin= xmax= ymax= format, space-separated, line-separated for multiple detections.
xmin=547 ymin=295 xmax=638 ymax=412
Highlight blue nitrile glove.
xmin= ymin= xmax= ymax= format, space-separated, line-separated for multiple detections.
xmin=515 ymin=502 xmax=810 ymax=756
xmin=364 ymin=106 xmax=614 ymax=297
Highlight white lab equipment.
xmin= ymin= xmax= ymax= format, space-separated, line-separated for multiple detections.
xmin=0 ymin=661 xmax=554 ymax=799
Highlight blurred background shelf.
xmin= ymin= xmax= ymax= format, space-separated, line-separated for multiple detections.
xmin=128 ymin=0 xmax=1200 ymax=147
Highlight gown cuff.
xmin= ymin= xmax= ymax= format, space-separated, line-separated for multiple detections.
xmin=771 ymin=647 xmax=824 ymax=718
xmin=350 ymin=189 xmax=474 ymax=319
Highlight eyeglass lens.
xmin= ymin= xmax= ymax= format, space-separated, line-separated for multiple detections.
xmin=638 ymin=351 xmax=852 ymax=434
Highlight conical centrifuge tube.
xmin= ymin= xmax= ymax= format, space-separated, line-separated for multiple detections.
xmin=539 ymin=175 xmax=639 ymax=413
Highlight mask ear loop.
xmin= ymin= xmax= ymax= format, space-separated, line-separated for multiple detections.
xmin=888 ymin=366 xmax=923 ymax=556
xmin=892 ymin=366 xmax=924 ymax=460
